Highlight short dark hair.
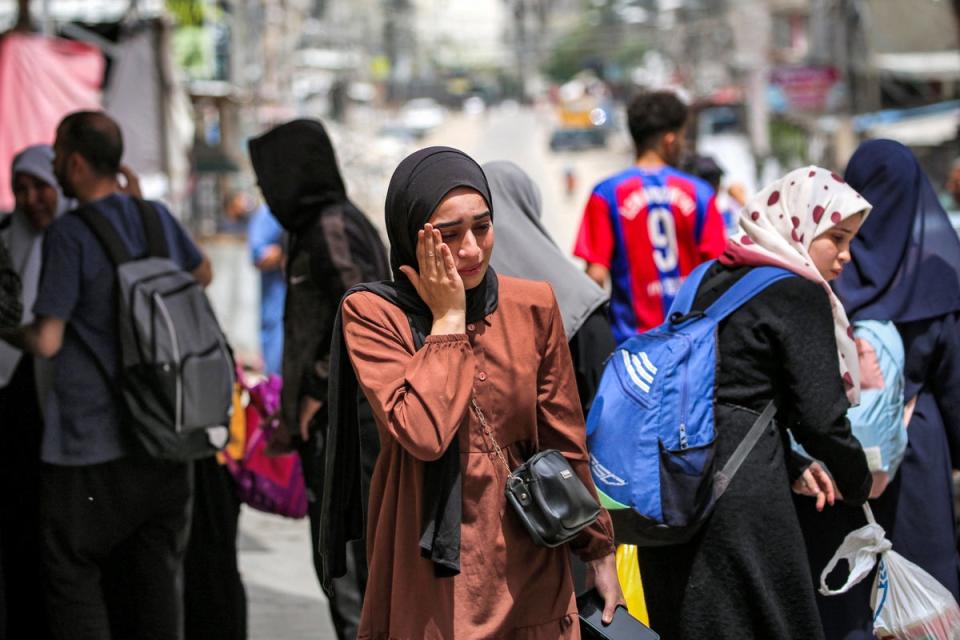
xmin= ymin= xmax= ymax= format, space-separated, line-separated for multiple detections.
xmin=627 ymin=91 xmax=688 ymax=153
xmin=681 ymin=154 xmax=724 ymax=190
xmin=56 ymin=111 xmax=124 ymax=177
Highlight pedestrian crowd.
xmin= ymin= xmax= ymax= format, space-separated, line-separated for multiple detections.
xmin=0 ymin=89 xmax=958 ymax=640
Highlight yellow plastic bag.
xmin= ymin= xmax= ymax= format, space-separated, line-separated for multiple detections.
xmin=615 ymin=544 xmax=649 ymax=625
xmin=217 ymin=382 xmax=247 ymax=465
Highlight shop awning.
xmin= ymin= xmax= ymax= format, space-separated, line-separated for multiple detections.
xmin=863 ymin=0 xmax=960 ymax=80
xmin=853 ymin=100 xmax=960 ymax=146
xmin=0 ymin=32 xmax=103 ymax=210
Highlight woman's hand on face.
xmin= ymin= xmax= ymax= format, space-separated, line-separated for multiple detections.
xmin=585 ymin=552 xmax=626 ymax=625
xmin=398 ymin=224 xmax=467 ymax=335
xmin=792 ymin=461 xmax=837 ymax=511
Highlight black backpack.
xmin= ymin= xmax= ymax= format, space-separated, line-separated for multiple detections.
xmin=78 ymin=198 xmax=235 ymax=461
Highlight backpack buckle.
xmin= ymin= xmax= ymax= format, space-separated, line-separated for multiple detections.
xmin=669 ymin=310 xmax=705 ymax=325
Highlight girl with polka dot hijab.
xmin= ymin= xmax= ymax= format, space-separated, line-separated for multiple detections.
xmin=720 ymin=166 xmax=872 ymax=404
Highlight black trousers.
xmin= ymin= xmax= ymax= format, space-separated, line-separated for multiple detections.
xmin=0 ymin=358 xmax=49 ymax=640
xmin=40 ymin=456 xmax=193 ymax=640
xmin=183 ymin=457 xmax=246 ymax=640
xmin=299 ymin=437 xmax=367 ymax=640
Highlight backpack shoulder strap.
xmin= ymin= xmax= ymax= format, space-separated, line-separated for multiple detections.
xmin=704 ymin=266 xmax=796 ymax=322
xmin=75 ymin=206 xmax=133 ymax=265
xmin=667 ymin=259 xmax=716 ymax=317
xmin=132 ymin=198 xmax=170 ymax=259
xmin=713 ymin=400 xmax=776 ymax=499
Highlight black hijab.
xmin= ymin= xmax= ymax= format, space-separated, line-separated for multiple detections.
xmin=319 ymin=146 xmax=497 ymax=589
xmin=383 ymin=145 xmax=499 ymax=322
xmin=248 ymin=119 xmax=347 ymax=232
xmin=835 ymin=139 xmax=960 ymax=323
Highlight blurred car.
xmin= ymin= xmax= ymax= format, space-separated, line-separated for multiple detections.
xmin=378 ymin=123 xmax=418 ymax=143
xmin=462 ymin=95 xmax=486 ymax=116
xmin=549 ymin=127 xmax=607 ymax=152
xmin=693 ymin=104 xmax=758 ymax=198
xmin=398 ymin=98 xmax=446 ymax=138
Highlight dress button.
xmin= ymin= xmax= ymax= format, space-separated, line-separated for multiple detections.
xmin=467 ymin=323 xmax=475 ymax=331
xmin=478 ymin=371 xmax=487 ymax=382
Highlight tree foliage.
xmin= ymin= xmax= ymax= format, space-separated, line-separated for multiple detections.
xmin=166 ymin=0 xmax=206 ymax=27
xmin=543 ymin=0 xmax=650 ymax=82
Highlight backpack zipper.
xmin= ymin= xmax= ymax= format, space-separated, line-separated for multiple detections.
xmin=153 ymin=293 xmax=183 ymax=433
xmin=218 ymin=339 xmax=234 ymax=421
xmin=678 ymin=334 xmax=692 ymax=450
xmin=204 ymin=295 xmax=235 ymax=424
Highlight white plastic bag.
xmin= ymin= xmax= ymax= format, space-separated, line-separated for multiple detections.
xmin=820 ymin=505 xmax=960 ymax=639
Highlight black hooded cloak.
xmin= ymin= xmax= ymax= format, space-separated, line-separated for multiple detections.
xmin=248 ymin=119 xmax=390 ymax=445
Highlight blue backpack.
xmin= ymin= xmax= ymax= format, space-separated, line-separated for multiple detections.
xmin=586 ymin=260 xmax=794 ymax=546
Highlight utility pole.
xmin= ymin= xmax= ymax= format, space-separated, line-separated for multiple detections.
xmin=512 ymin=0 xmax=532 ymax=101
xmin=729 ymin=0 xmax=771 ymax=170
xmin=508 ymin=0 xmax=555 ymax=101
xmin=382 ymin=0 xmax=412 ymax=102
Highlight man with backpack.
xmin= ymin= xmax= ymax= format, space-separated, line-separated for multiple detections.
xmin=1 ymin=111 xmax=214 ymax=639
xmin=574 ymin=90 xmax=728 ymax=343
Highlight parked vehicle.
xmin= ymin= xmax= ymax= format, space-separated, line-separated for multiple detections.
xmin=549 ymin=127 xmax=607 ymax=151
xmin=398 ymin=98 xmax=446 ymax=138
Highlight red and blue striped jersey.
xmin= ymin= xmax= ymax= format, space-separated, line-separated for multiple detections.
xmin=574 ymin=165 xmax=727 ymax=343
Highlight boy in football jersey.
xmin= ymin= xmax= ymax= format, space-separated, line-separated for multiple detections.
xmin=575 ymin=91 xmax=727 ymax=342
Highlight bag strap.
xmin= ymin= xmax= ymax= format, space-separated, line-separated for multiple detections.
xmin=713 ymin=401 xmax=777 ymax=499
xmin=471 ymin=396 xmax=513 ymax=475
xmin=75 ymin=198 xmax=171 ymax=264
xmin=76 ymin=206 xmax=133 ymax=265
xmin=667 ymin=259 xmax=715 ymax=317
xmin=818 ymin=503 xmax=889 ymax=596
xmin=131 ymin=198 xmax=170 ymax=259
xmin=703 ymin=266 xmax=795 ymax=322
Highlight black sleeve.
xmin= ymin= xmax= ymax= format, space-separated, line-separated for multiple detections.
xmin=0 ymin=238 xmax=22 ymax=329
xmin=785 ymin=447 xmax=814 ymax=484
xmin=301 ymin=208 xmax=379 ymax=403
xmin=772 ymin=278 xmax=871 ymax=504
xmin=569 ymin=306 xmax=617 ymax=415
xmin=310 ymin=208 xmax=368 ymax=299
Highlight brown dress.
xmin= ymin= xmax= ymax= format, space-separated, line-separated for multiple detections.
xmin=342 ymin=275 xmax=615 ymax=640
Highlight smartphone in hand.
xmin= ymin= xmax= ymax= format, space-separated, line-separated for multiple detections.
xmin=576 ymin=588 xmax=660 ymax=640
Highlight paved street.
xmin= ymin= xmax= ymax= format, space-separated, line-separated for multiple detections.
xmin=227 ymin=104 xmax=631 ymax=638
xmin=238 ymin=508 xmax=337 ymax=640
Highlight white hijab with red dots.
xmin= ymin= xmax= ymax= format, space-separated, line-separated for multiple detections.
xmin=722 ymin=166 xmax=872 ymax=404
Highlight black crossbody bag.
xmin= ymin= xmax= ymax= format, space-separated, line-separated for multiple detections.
xmin=471 ymin=397 xmax=601 ymax=547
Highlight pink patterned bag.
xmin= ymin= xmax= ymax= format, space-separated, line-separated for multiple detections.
xmin=225 ymin=375 xmax=308 ymax=519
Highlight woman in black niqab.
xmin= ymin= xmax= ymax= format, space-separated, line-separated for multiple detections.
xmin=837 ymin=140 xmax=960 ymax=599
xmin=835 ymin=139 xmax=960 ymax=322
